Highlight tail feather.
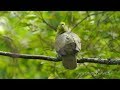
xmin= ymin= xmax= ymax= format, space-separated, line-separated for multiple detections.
xmin=62 ymin=55 xmax=77 ymax=70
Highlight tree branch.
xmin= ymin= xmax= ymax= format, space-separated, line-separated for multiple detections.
xmin=0 ymin=51 xmax=120 ymax=65
xmin=78 ymin=58 xmax=120 ymax=65
xmin=0 ymin=51 xmax=57 ymax=61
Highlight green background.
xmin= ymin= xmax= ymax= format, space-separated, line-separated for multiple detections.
xmin=0 ymin=11 xmax=120 ymax=79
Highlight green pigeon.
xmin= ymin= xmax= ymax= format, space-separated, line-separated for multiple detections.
xmin=55 ymin=22 xmax=81 ymax=70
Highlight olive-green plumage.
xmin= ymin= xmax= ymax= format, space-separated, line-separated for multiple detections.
xmin=55 ymin=22 xmax=81 ymax=70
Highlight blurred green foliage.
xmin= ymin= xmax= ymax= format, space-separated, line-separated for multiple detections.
xmin=0 ymin=11 xmax=120 ymax=79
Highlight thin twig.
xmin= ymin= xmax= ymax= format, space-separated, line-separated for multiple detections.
xmin=71 ymin=11 xmax=105 ymax=31
xmin=36 ymin=12 xmax=57 ymax=31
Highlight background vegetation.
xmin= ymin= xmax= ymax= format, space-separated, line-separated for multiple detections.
xmin=0 ymin=11 xmax=120 ymax=79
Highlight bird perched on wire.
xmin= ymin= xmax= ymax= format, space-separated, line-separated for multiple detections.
xmin=55 ymin=22 xmax=81 ymax=70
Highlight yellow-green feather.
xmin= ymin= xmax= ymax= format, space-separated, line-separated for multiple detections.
xmin=57 ymin=22 xmax=69 ymax=35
